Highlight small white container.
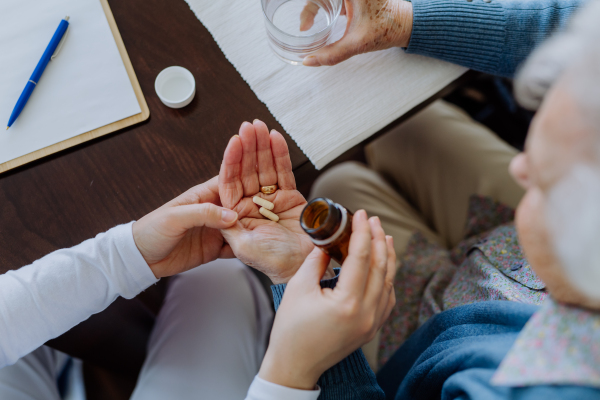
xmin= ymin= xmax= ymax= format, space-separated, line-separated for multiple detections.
xmin=155 ymin=66 xmax=196 ymax=109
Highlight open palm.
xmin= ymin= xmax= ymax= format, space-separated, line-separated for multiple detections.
xmin=219 ymin=120 xmax=314 ymax=284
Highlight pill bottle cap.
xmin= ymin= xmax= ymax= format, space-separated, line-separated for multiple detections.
xmin=155 ymin=66 xmax=196 ymax=109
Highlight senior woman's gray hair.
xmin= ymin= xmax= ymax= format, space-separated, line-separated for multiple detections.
xmin=514 ymin=0 xmax=600 ymax=111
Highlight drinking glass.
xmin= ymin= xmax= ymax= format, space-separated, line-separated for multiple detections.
xmin=261 ymin=0 xmax=343 ymax=65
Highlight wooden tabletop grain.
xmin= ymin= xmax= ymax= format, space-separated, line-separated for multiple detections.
xmin=0 ymin=0 xmax=307 ymax=275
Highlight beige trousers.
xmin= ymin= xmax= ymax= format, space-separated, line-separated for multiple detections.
xmin=310 ymin=100 xmax=525 ymax=370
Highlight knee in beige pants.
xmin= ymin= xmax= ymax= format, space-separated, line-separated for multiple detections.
xmin=310 ymin=101 xmax=525 ymax=370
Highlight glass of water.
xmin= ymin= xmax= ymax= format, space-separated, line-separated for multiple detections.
xmin=261 ymin=0 xmax=343 ymax=65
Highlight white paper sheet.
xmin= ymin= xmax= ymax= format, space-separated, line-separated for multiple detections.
xmin=184 ymin=0 xmax=467 ymax=169
xmin=0 ymin=0 xmax=141 ymax=165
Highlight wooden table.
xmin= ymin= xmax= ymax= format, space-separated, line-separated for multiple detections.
xmin=0 ymin=0 xmax=307 ymax=276
xmin=0 ymin=0 xmax=467 ymax=397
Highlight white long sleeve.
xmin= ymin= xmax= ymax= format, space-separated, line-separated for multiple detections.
xmin=0 ymin=222 xmax=158 ymax=368
xmin=245 ymin=376 xmax=320 ymax=400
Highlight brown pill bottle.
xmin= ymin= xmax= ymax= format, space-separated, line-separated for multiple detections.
xmin=300 ymin=197 xmax=354 ymax=265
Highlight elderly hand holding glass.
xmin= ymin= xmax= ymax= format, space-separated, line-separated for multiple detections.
xmin=299 ymin=0 xmax=413 ymax=66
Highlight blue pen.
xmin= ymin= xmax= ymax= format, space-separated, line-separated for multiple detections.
xmin=6 ymin=16 xmax=70 ymax=130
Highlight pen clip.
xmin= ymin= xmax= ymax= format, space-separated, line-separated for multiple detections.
xmin=51 ymin=17 xmax=70 ymax=61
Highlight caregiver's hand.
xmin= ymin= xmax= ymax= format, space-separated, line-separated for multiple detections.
xmin=259 ymin=211 xmax=397 ymax=390
xmin=302 ymin=0 xmax=413 ymax=67
xmin=219 ymin=120 xmax=315 ymax=284
xmin=132 ymin=176 xmax=238 ymax=279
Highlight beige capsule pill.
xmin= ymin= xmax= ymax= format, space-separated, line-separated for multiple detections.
xmin=253 ymin=196 xmax=274 ymax=211
xmin=259 ymin=207 xmax=279 ymax=222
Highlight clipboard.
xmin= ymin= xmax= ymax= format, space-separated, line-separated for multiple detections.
xmin=0 ymin=0 xmax=150 ymax=174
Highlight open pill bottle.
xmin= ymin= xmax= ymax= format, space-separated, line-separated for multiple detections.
xmin=300 ymin=197 xmax=353 ymax=264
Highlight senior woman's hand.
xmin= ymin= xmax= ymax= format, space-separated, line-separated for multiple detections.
xmin=218 ymin=120 xmax=316 ymax=284
xmin=132 ymin=177 xmax=238 ymax=279
xmin=302 ymin=0 xmax=413 ymax=67
xmin=259 ymin=211 xmax=397 ymax=390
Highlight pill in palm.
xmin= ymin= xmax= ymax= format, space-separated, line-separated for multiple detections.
xmin=253 ymin=196 xmax=274 ymax=210
xmin=260 ymin=207 xmax=279 ymax=222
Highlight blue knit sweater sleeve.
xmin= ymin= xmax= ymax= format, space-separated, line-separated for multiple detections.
xmin=271 ymin=271 xmax=385 ymax=400
xmin=406 ymin=0 xmax=583 ymax=77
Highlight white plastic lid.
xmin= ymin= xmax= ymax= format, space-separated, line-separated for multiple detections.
xmin=155 ymin=66 xmax=196 ymax=109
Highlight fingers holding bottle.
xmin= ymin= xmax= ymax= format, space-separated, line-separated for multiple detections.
xmin=337 ymin=213 xmax=392 ymax=343
xmin=376 ymin=235 xmax=397 ymax=330
xmin=336 ymin=209 xmax=372 ymax=295
xmin=364 ymin=217 xmax=390 ymax=308
xmin=258 ymin=208 xmax=396 ymax=391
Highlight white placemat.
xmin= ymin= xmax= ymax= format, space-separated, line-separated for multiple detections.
xmin=185 ymin=0 xmax=467 ymax=169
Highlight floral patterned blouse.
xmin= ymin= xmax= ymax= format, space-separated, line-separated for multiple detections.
xmin=378 ymin=195 xmax=549 ymax=366
xmin=492 ymin=298 xmax=600 ymax=387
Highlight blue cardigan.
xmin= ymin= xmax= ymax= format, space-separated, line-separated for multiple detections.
xmin=406 ymin=0 xmax=583 ymax=77
xmin=274 ymin=280 xmax=600 ymax=399
xmin=378 ymin=301 xmax=600 ymax=400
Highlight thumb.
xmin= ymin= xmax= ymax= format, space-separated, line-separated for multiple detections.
xmin=167 ymin=203 xmax=238 ymax=232
xmin=291 ymin=247 xmax=331 ymax=287
xmin=303 ymin=34 xmax=360 ymax=67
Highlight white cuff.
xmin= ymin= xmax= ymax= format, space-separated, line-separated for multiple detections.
xmin=245 ymin=376 xmax=320 ymax=400
xmin=111 ymin=222 xmax=159 ymax=297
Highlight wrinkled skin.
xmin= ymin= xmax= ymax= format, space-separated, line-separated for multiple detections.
xmin=218 ymin=120 xmax=317 ymax=284
xmin=301 ymin=0 xmax=413 ymax=66
xmin=510 ymin=75 xmax=600 ymax=310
